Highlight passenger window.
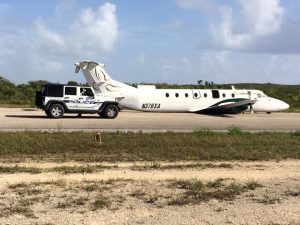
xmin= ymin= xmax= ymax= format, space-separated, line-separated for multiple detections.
xmin=80 ymin=88 xmax=93 ymax=96
xmin=185 ymin=93 xmax=188 ymax=97
xmin=222 ymin=93 xmax=226 ymax=98
xmin=166 ymin=93 xmax=169 ymax=97
xmin=232 ymin=93 xmax=235 ymax=98
xmin=65 ymin=87 xmax=77 ymax=95
xmin=204 ymin=93 xmax=207 ymax=97
xmin=211 ymin=90 xmax=220 ymax=98
xmin=175 ymin=93 xmax=179 ymax=97
xmin=194 ymin=93 xmax=198 ymax=98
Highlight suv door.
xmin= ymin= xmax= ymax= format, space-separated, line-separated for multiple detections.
xmin=64 ymin=86 xmax=78 ymax=109
xmin=77 ymin=87 xmax=99 ymax=110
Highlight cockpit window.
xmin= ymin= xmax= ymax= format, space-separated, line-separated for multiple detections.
xmin=257 ymin=93 xmax=262 ymax=98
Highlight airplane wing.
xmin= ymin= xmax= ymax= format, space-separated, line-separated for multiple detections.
xmin=188 ymin=99 xmax=257 ymax=113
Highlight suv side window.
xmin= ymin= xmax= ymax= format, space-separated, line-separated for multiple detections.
xmin=65 ymin=87 xmax=77 ymax=95
xmin=80 ymin=88 xmax=94 ymax=96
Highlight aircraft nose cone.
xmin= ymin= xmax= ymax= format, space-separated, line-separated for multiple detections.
xmin=276 ymin=99 xmax=289 ymax=111
xmin=281 ymin=101 xmax=289 ymax=110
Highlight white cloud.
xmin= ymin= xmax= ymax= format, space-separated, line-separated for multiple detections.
xmin=70 ymin=3 xmax=118 ymax=52
xmin=240 ymin=0 xmax=283 ymax=36
xmin=211 ymin=0 xmax=284 ymax=49
xmin=0 ymin=2 xmax=119 ymax=83
xmin=35 ymin=2 xmax=118 ymax=55
xmin=178 ymin=0 xmax=286 ymax=52
xmin=33 ymin=2 xmax=118 ymax=59
xmin=36 ymin=18 xmax=66 ymax=48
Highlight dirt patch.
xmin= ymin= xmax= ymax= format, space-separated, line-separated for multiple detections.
xmin=0 ymin=160 xmax=300 ymax=225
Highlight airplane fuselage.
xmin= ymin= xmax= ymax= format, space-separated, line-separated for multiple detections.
xmin=118 ymin=87 xmax=289 ymax=113
xmin=75 ymin=61 xmax=290 ymax=114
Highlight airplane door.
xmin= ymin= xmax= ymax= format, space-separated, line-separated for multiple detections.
xmin=192 ymin=90 xmax=201 ymax=99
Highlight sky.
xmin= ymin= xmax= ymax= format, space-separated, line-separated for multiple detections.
xmin=0 ymin=0 xmax=300 ymax=85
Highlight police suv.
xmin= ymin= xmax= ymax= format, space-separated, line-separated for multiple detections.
xmin=35 ymin=84 xmax=119 ymax=119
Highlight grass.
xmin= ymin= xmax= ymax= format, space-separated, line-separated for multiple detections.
xmin=285 ymin=186 xmax=300 ymax=197
xmin=57 ymin=196 xmax=88 ymax=209
xmin=168 ymin=179 xmax=263 ymax=205
xmin=291 ymin=131 xmax=300 ymax=138
xmin=50 ymin=164 xmax=115 ymax=174
xmin=0 ymin=104 xmax=31 ymax=108
xmin=258 ymin=194 xmax=282 ymax=204
xmin=227 ymin=126 xmax=250 ymax=135
xmin=0 ymin=131 xmax=299 ymax=162
xmin=168 ymin=180 xmax=243 ymax=205
xmin=0 ymin=165 xmax=42 ymax=174
xmin=0 ymin=164 xmax=116 ymax=174
xmin=92 ymin=195 xmax=111 ymax=210
xmin=130 ymin=162 xmax=233 ymax=171
xmin=244 ymin=180 xmax=264 ymax=190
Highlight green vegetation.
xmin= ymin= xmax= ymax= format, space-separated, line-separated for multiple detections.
xmin=0 ymin=131 xmax=299 ymax=162
xmin=92 ymin=195 xmax=111 ymax=210
xmin=0 ymin=76 xmax=299 ymax=110
xmin=50 ymin=164 xmax=116 ymax=174
xmin=168 ymin=179 xmax=263 ymax=205
xmin=244 ymin=180 xmax=264 ymax=190
xmin=0 ymin=77 xmax=84 ymax=107
xmin=130 ymin=162 xmax=233 ymax=171
xmin=0 ymin=77 xmax=48 ymax=106
xmin=0 ymin=165 xmax=42 ymax=174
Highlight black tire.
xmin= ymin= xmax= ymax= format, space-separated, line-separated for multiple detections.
xmin=101 ymin=104 xmax=118 ymax=119
xmin=45 ymin=109 xmax=51 ymax=117
xmin=266 ymin=112 xmax=271 ymax=114
xmin=49 ymin=104 xmax=65 ymax=119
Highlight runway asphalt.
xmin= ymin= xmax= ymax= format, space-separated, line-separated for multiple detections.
xmin=0 ymin=108 xmax=299 ymax=132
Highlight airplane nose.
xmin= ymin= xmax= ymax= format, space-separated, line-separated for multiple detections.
xmin=276 ymin=99 xmax=289 ymax=111
xmin=281 ymin=101 xmax=289 ymax=110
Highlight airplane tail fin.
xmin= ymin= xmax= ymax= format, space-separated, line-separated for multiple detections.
xmin=75 ymin=61 xmax=133 ymax=93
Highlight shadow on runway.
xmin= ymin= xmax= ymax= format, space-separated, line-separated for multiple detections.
xmin=5 ymin=115 xmax=100 ymax=119
xmin=22 ymin=109 xmax=40 ymax=111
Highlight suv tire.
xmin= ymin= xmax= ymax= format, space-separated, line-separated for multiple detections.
xmin=49 ymin=104 xmax=65 ymax=119
xmin=45 ymin=109 xmax=51 ymax=118
xmin=101 ymin=104 xmax=118 ymax=119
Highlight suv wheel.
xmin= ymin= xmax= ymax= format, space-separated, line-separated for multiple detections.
xmin=101 ymin=104 xmax=118 ymax=119
xmin=45 ymin=110 xmax=51 ymax=117
xmin=49 ymin=104 xmax=65 ymax=119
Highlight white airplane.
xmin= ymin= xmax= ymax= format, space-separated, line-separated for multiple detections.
xmin=75 ymin=61 xmax=289 ymax=114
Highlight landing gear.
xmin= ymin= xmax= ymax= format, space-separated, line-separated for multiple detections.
xmin=266 ymin=112 xmax=271 ymax=114
xmin=249 ymin=105 xmax=254 ymax=114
